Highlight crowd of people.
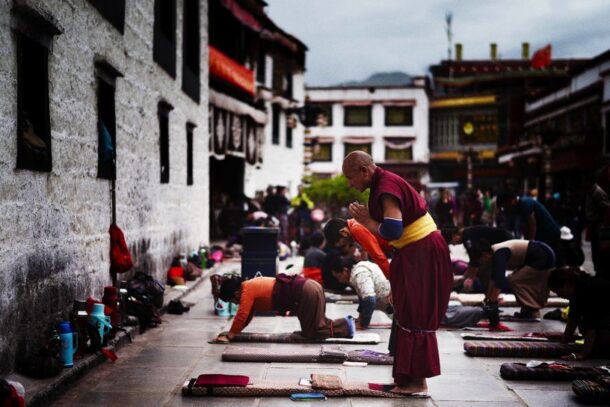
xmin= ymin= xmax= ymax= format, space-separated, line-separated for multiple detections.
xmin=214 ymin=152 xmax=610 ymax=396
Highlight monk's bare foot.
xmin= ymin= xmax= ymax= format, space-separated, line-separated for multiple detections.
xmin=390 ymin=378 xmax=428 ymax=395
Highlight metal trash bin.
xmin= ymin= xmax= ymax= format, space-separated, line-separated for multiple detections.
xmin=241 ymin=227 xmax=279 ymax=279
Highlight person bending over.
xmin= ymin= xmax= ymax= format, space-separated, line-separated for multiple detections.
xmin=481 ymin=239 xmax=556 ymax=324
xmin=330 ymin=255 xmax=392 ymax=329
xmin=302 ymin=231 xmax=326 ymax=284
xmin=213 ymin=275 xmax=355 ymax=343
xmin=324 ymin=218 xmax=392 ymax=277
xmin=548 ymin=267 xmax=610 ymax=360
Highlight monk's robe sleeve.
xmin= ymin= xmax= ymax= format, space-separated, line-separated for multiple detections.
xmin=229 ymin=283 xmax=254 ymax=335
xmin=349 ymin=221 xmax=391 ymax=278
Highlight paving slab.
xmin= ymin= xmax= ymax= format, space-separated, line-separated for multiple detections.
xmin=45 ymin=260 xmax=596 ymax=406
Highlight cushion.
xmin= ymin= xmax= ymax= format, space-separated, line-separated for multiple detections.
xmin=500 ymin=363 xmax=605 ymax=381
xmin=572 ymin=376 xmax=610 ymax=404
xmin=464 ymin=341 xmax=575 ymax=357
xmin=311 ymin=374 xmax=343 ymax=390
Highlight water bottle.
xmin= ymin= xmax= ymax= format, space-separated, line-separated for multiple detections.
xmin=58 ymin=321 xmax=78 ymax=367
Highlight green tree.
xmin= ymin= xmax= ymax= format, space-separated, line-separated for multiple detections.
xmin=304 ymin=175 xmax=369 ymax=217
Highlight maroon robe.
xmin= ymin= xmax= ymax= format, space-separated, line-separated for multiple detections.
xmin=368 ymin=167 xmax=452 ymax=381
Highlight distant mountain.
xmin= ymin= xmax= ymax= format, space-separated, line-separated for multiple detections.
xmin=338 ymin=72 xmax=412 ymax=87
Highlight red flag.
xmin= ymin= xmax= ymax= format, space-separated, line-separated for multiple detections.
xmin=531 ymin=44 xmax=552 ymax=69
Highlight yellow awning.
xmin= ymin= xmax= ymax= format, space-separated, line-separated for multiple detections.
xmin=430 ymin=95 xmax=496 ymax=109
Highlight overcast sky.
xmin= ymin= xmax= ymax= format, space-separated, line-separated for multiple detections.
xmin=264 ymin=0 xmax=610 ymax=86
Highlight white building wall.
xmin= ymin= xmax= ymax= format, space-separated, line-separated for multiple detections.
xmin=306 ymin=86 xmax=429 ymax=177
xmin=246 ymin=71 xmax=305 ymax=198
xmin=0 ymin=0 xmax=209 ymax=373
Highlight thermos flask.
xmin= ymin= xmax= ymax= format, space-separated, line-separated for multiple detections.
xmin=58 ymin=321 xmax=78 ymax=367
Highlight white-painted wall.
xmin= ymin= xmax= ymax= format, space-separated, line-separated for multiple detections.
xmin=245 ymin=71 xmax=305 ymax=197
xmin=306 ymin=86 xmax=429 ymax=176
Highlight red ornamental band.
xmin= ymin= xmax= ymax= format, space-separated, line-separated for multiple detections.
xmin=209 ymin=46 xmax=255 ymax=95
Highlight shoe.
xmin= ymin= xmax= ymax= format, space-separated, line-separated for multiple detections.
xmin=513 ymin=309 xmax=540 ymax=319
xmin=345 ymin=316 xmax=356 ymax=338
xmin=167 ymin=299 xmax=186 ymax=315
xmin=543 ymin=308 xmax=563 ymax=320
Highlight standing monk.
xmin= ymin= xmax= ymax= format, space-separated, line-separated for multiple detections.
xmin=342 ymin=151 xmax=452 ymax=396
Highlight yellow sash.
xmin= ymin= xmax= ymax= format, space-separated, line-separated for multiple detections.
xmin=389 ymin=212 xmax=437 ymax=249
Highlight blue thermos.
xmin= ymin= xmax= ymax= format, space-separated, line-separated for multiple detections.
xmin=88 ymin=303 xmax=112 ymax=342
xmin=58 ymin=321 xmax=78 ymax=367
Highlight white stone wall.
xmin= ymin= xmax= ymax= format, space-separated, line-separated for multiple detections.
xmin=306 ymin=86 xmax=429 ymax=176
xmin=0 ymin=0 xmax=209 ymax=373
xmin=246 ymin=71 xmax=305 ymax=198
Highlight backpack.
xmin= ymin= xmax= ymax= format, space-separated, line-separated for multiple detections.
xmin=127 ymin=271 xmax=165 ymax=309
xmin=109 ymin=224 xmax=133 ymax=274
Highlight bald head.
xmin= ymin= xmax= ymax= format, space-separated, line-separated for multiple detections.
xmin=342 ymin=151 xmax=375 ymax=173
xmin=342 ymin=151 xmax=376 ymax=192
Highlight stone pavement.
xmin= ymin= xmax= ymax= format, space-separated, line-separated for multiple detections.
xmin=50 ymin=259 xmax=600 ymax=406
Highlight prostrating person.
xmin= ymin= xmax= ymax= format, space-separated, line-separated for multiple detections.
xmin=213 ymin=275 xmax=355 ymax=343
xmin=342 ymin=151 xmax=452 ymax=396
xmin=323 ymin=217 xmax=391 ymax=277
xmin=480 ymin=239 xmax=556 ymax=323
xmin=329 ymin=256 xmax=392 ymax=329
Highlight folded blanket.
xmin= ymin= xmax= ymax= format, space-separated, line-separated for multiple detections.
xmin=464 ymin=341 xmax=577 ymax=357
xmin=211 ymin=332 xmax=381 ymax=344
xmin=500 ymin=363 xmax=606 ymax=380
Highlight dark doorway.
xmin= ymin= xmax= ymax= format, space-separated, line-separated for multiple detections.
xmin=209 ymin=156 xmax=245 ymax=240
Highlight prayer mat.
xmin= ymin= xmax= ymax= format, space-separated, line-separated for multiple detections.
xmin=461 ymin=331 xmax=568 ymax=342
xmin=499 ymin=315 xmax=541 ymax=323
xmin=451 ymin=293 xmax=568 ymax=307
xmin=500 ymin=362 xmax=607 ymax=381
xmin=182 ymin=378 xmax=410 ymax=398
xmin=464 ymin=341 xmax=577 ymax=357
xmin=324 ymin=292 xmax=359 ymax=304
xmin=461 ymin=333 xmax=549 ymax=342
xmin=221 ymin=346 xmax=393 ymax=365
xmin=572 ymin=376 xmax=610 ymax=404
xmin=210 ymin=332 xmax=381 ymax=344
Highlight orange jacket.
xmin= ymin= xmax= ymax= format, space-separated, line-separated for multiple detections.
xmin=348 ymin=219 xmax=391 ymax=278
xmin=229 ymin=277 xmax=275 ymax=335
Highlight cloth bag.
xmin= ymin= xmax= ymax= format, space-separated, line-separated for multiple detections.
xmin=109 ymin=224 xmax=133 ymax=273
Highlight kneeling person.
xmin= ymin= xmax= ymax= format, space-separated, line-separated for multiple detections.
xmin=330 ymin=256 xmax=392 ymax=329
xmin=214 ymin=275 xmax=355 ymax=342
xmin=482 ymin=239 xmax=556 ymax=324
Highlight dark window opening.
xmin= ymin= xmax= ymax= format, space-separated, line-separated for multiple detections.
xmin=158 ymin=101 xmax=174 ymax=183
xmin=153 ymin=0 xmax=176 ymax=78
xmin=186 ymin=123 xmax=195 ymax=185
xmin=385 ymin=106 xmax=413 ymax=126
xmin=256 ymin=47 xmax=266 ymax=84
xmin=344 ymin=106 xmax=372 ymax=126
xmin=16 ymin=34 xmax=51 ymax=172
xmin=312 ymin=143 xmax=332 ymax=162
xmin=310 ymin=103 xmax=333 ymax=126
xmin=87 ymin=0 xmax=125 ymax=34
xmin=272 ymin=104 xmax=280 ymax=145
xmin=95 ymin=60 xmax=122 ymax=180
xmin=605 ymin=111 xmax=610 ymax=156
xmin=344 ymin=143 xmax=372 ymax=157
xmin=385 ymin=146 xmax=413 ymax=161
xmin=97 ymin=80 xmax=116 ymax=179
xmin=286 ymin=124 xmax=293 ymax=148
xmin=182 ymin=0 xmax=200 ymax=102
